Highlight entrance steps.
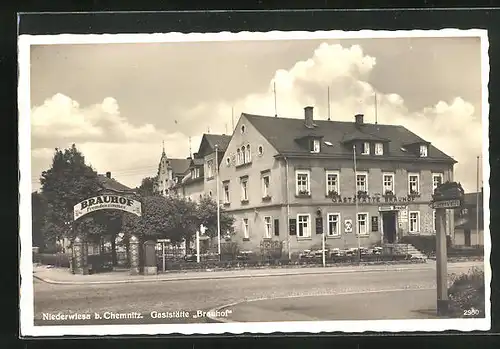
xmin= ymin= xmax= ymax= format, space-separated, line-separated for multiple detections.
xmin=384 ymin=243 xmax=427 ymax=261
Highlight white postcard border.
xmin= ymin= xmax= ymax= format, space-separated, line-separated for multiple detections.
xmin=18 ymin=28 xmax=491 ymax=336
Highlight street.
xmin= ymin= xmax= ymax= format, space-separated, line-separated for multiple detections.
xmin=33 ymin=263 xmax=482 ymax=325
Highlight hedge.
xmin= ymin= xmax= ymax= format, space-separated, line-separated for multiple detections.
xmin=33 ymin=253 xmax=70 ymax=268
xmin=162 ymin=253 xmax=421 ymax=271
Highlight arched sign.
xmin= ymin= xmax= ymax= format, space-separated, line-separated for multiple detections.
xmin=73 ymin=194 xmax=142 ymax=221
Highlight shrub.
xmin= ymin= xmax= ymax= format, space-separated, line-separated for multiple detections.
xmin=220 ymin=241 xmax=240 ymax=261
xmin=34 ymin=253 xmax=70 ymax=268
xmin=400 ymin=235 xmax=452 ymax=255
xmin=448 ymin=267 xmax=485 ymax=318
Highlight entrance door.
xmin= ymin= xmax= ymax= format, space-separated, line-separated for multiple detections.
xmin=383 ymin=212 xmax=397 ymax=243
xmin=464 ymin=229 xmax=471 ymax=246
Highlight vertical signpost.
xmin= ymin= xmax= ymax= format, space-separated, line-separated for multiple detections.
xmin=431 ymin=182 xmax=464 ymax=316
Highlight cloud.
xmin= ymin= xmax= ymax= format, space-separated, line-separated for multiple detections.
xmin=30 ymin=94 xmax=198 ymax=189
xmin=181 ymin=43 xmax=484 ymax=192
xmin=30 ymin=42 xmax=484 ymax=193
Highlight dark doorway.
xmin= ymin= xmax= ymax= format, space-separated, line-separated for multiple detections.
xmin=464 ymin=229 xmax=471 ymax=247
xmin=382 ymin=212 xmax=397 ymax=243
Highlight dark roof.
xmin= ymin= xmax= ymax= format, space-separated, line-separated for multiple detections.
xmin=342 ymin=129 xmax=390 ymax=143
xmin=168 ymin=158 xmax=191 ymax=175
xmin=243 ymin=113 xmax=455 ymax=162
xmin=464 ymin=191 xmax=483 ymax=206
xmin=203 ymin=134 xmax=231 ymax=152
xmin=97 ymin=174 xmax=133 ymax=193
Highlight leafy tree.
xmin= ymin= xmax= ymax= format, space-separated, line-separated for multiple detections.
xmin=123 ymin=195 xmax=198 ymax=244
xmin=195 ymin=195 xmax=235 ymax=239
xmin=31 ymin=191 xmax=47 ymax=249
xmin=39 ymin=144 xmax=102 ymax=242
xmin=137 ymin=176 xmax=158 ymax=197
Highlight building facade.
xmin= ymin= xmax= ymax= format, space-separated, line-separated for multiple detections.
xmin=454 ymin=188 xmax=484 ymax=246
xmin=155 ymin=146 xmax=191 ymax=196
xmin=217 ymin=107 xmax=456 ymax=255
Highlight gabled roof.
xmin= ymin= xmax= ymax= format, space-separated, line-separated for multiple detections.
xmin=243 ymin=113 xmax=455 ymax=162
xmin=198 ymin=134 xmax=232 ymax=157
xmin=97 ymin=174 xmax=134 ymax=193
xmin=169 ymin=158 xmax=191 ymax=175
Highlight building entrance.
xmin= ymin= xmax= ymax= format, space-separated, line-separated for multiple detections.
xmin=382 ymin=211 xmax=397 ymax=244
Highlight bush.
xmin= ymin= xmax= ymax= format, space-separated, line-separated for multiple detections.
xmin=448 ymin=246 xmax=484 ymax=257
xmin=400 ymin=235 xmax=452 ymax=255
xmin=34 ymin=253 xmax=70 ymax=268
xmin=448 ymin=267 xmax=485 ymax=318
xmin=220 ymin=241 xmax=240 ymax=261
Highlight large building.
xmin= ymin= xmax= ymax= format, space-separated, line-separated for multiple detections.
xmin=214 ymin=106 xmax=456 ymax=255
xmin=155 ymin=145 xmax=191 ymax=196
xmin=172 ymin=133 xmax=231 ymax=201
xmin=454 ymin=188 xmax=484 ymax=246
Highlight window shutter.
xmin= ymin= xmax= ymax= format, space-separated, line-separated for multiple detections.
xmin=274 ymin=219 xmax=280 ymax=236
xmin=315 ymin=217 xmax=323 ymax=234
xmin=289 ymin=218 xmax=297 ymax=235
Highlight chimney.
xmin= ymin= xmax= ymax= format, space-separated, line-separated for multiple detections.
xmin=106 ymin=171 xmax=111 ymax=179
xmin=355 ymin=113 xmax=364 ymax=126
xmin=304 ymin=106 xmax=314 ymax=128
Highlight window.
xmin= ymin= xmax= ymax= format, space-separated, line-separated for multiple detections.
xmin=310 ymin=139 xmax=320 ymax=153
xmin=264 ymin=217 xmax=272 ymax=239
xmin=361 ymin=142 xmax=370 ymax=155
xmin=241 ymin=125 xmax=246 ymax=134
xmin=206 ymin=160 xmax=214 ymax=179
xmin=258 ymin=145 xmax=264 ymax=156
xmin=432 ymin=173 xmax=443 ymax=192
xmin=408 ymin=173 xmax=420 ymax=195
xmin=236 ymin=149 xmax=241 ymax=165
xmin=191 ymin=167 xmax=200 ymax=178
xmin=357 ymin=213 xmax=369 ymax=235
xmin=226 ymin=157 xmax=230 ymax=166
xmin=243 ymin=218 xmax=249 ymax=238
xmin=327 ymin=213 xmax=341 ymax=237
xmin=382 ymin=172 xmax=395 ymax=193
xmin=246 ymin=145 xmax=251 ymax=162
xmin=296 ymin=170 xmax=310 ymax=195
xmin=356 ymin=172 xmax=368 ymax=193
xmin=325 ymin=171 xmax=339 ymax=195
xmin=297 ymin=214 xmax=311 ymax=238
xmin=409 ymin=211 xmax=420 ymax=233
xmin=223 ymin=182 xmax=230 ymax=203
xmin=240 ymin=177 xmax=248 ymax=201
xmin=209 ymin=191 xmax=213 ymax=197
xmin=262 ymin=175 xmax=270 ymax=197
xmin=419 ymin=144 xmax=428 ymax=157
xmin=241 ymin=146 xmax=246 ymax=164
xmin=375 ymin=142 xmax=384 ymax=155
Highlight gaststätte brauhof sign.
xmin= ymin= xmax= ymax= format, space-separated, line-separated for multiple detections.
xmin=73 ymin=195 xmax=142 ymax=220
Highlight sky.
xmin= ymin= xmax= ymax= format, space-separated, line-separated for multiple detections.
xmin=29 ymin=35 xmax=485 ymax=193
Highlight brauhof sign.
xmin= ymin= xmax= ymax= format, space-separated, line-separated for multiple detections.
xmin=73 ymin=195 xmax=142 ymax=220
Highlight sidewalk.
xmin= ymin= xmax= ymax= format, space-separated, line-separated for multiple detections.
xmin=32 ymin=260 xmax=483 ymax=285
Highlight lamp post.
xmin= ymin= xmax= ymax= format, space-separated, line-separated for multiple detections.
xmin=353 ymin=144 xmax=361 ymax=262
xmin=215 ymin=144 xmax=221 ymax=259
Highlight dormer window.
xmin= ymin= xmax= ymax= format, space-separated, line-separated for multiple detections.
xmin=375 ymin=142 xmax=384 ymax=155
xmin=309 ymin=139 xmax=320 ymax=153
xmin=419 ymin=144 xmax=428 ymax=157
xmin=361 ymin=142 xmax=370 ymax=155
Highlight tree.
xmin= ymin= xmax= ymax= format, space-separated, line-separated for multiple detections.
xmin=31 ymin=191 xmax=47 ymax=249
xmin=123 ymin=195 xmax=198 ymax=244
xmin=195 ymin=196 xmax=235 ymax=239
xmin=137 ymin=176 xmax=158 ymax=197
xmin=39 ymin=144 xmax=102 ymax=243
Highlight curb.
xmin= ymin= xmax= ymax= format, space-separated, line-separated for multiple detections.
xmin=33 ymin=265 xmax=434 ymax=285
xmin=32 ymin=261 xmax=481 ymax=286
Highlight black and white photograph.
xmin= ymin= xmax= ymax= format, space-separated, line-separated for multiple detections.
xmin=18 ymin=29 xmax=490 ymax=336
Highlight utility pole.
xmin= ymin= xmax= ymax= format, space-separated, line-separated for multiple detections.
xmin=353 ymin=144 xmax=361 ymax=262
xmin=215 ymin=144 xmax=221 ymax=259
